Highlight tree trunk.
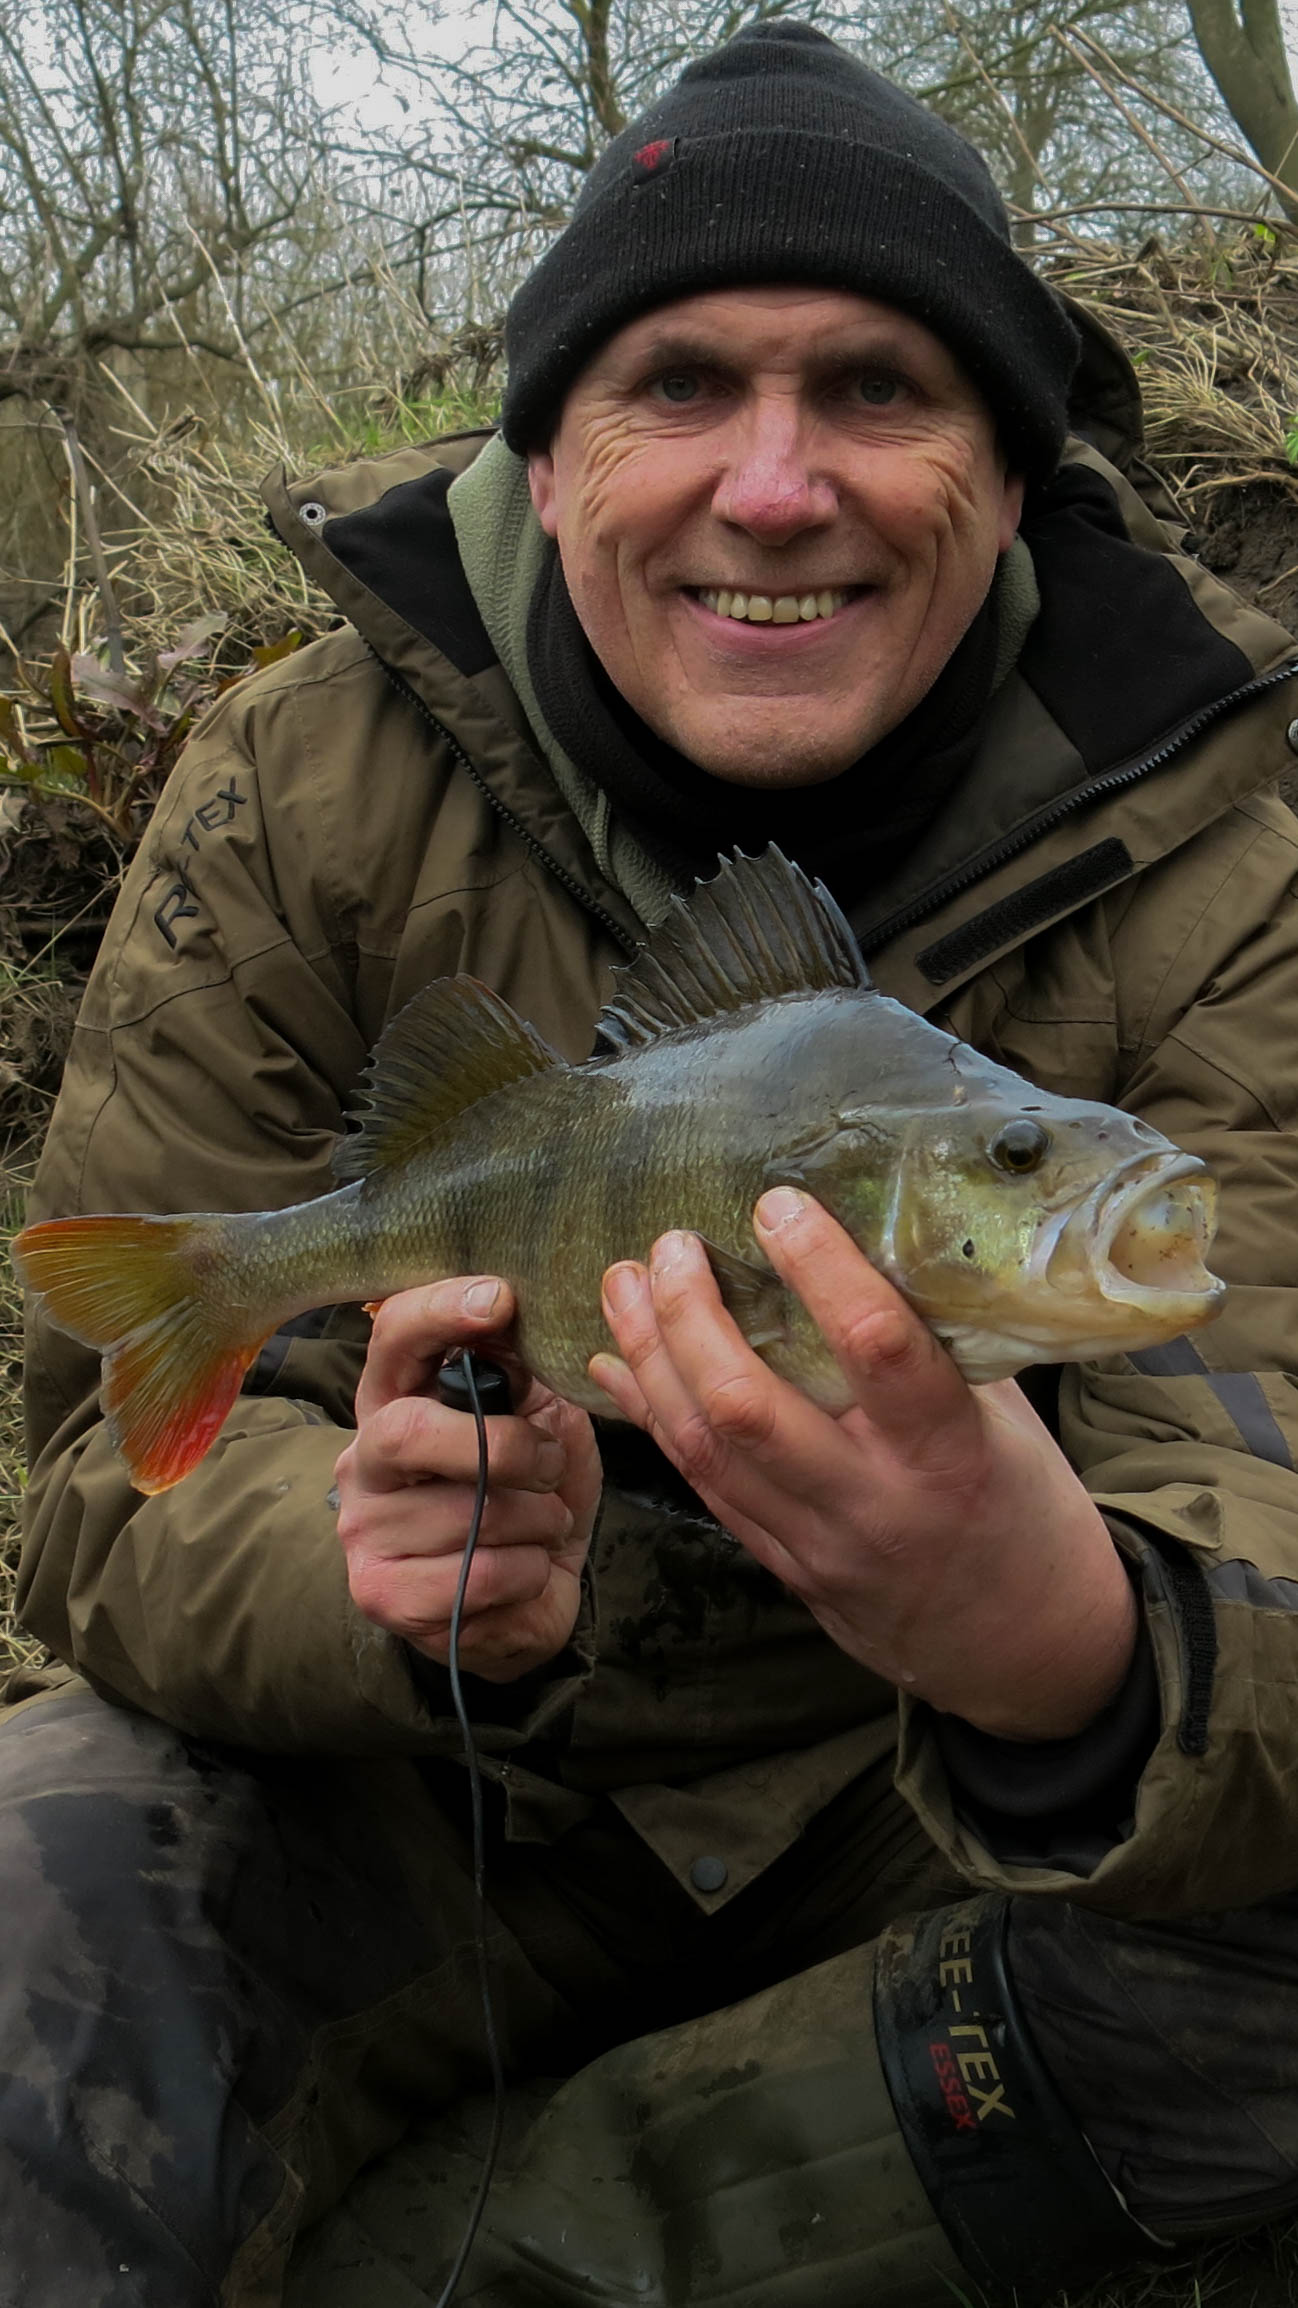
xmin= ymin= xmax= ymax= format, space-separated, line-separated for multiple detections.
xmin=1183 ymin=0 xmax=1298 ymax=217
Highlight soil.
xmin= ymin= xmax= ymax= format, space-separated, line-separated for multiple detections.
xmin=1192 ymin=482 xmax=1298 ymax=810
xmin=1196 ymin=481 xmax=1298 ymax=640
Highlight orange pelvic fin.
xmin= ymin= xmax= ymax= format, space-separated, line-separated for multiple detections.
xmin=12 ymin=1213 xmax=273 ymax=1493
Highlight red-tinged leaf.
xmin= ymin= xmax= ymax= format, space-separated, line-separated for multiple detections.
xmin=72 ymin=655 xmax=169 ymax=734
xmin=251 ymin=629 xmax=303 ymax=670
xmin=49 ymin=646 xmax=88 ymax=738
xmin=156 ymin=613 xmax=227 ymax=672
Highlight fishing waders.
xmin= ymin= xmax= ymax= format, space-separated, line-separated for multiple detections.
xmin=404 ymin=1899 xmax=1162 ymax=2308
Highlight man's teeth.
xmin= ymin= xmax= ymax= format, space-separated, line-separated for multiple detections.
xmin=696 ymin=587 xmax=851 ymax=624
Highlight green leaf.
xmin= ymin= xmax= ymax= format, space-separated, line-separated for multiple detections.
xmin=0 ymin=695 xmax=32 ymax=764
xmin=251 ymin=629 xmax=303 ymax=669
xmin=49 ymin=646 xmax=87 ymax=738
xmin=21 ymin=743 xmax=96 ymax=799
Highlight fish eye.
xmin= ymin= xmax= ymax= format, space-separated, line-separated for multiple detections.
xmin=989 ymin=1118 xmax=1051 ymax=1175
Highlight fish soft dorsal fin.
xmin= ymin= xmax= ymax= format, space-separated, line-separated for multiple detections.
xmin=698 ymin=1237 xmax=791 ymax=1353
xmin=595 ymin=849 xmax=873 ymax=1053
xmin=333 ymin=976 xmax=563 ymax=1182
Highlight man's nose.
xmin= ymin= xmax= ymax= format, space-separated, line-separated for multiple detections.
xmin=710 ymin=401 xmax=838 ymax=541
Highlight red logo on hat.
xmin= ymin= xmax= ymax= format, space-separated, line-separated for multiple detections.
xmin=632 ymin=137 xmax=677 ymax=182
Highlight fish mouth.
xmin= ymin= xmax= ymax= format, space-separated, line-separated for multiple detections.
xmin=1044 ymin=1149 xmax=1223 ymax=1319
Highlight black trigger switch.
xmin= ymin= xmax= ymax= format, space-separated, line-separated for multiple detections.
xmin=436 ymin=1352 xmax=513 ymax=1416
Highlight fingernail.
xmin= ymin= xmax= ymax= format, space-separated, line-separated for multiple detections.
xmin=651 ymin=1230 xmax=694 ymax=1275
xmin=588 ymin=1351 xmax=630 ymax=1391
xmin=463 ymin=1277 xmax=502 ymax=1318
xmin=756 ymin=1187 xmax=808 ymax=1232
xmin=602 ymin=1263 xmax=642 ymax=1316
xmin=536 ymin=1438 xmax=565 ymax=1486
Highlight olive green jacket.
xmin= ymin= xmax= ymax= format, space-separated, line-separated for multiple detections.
xmin=17 ymin=334 xmax=1298 ymax=1921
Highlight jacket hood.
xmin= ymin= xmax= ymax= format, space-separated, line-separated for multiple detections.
xmin=1058 ymin=292 xmax=1146 ymax=474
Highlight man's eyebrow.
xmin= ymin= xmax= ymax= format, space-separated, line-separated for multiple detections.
xmin=612 ymin=326 xmax=927 ymax=376
xmin=617 ymin=330 xmax=737 ymax=370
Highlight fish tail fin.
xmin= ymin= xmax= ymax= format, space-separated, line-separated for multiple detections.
xmin=12 ymin=1213 xmax=275 ymax=1494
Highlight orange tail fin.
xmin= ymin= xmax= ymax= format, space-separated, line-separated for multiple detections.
xmin=13 ymin=1214 xmax=274 ymax=1494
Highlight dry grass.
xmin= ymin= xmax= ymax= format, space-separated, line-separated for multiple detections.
xmin=1081 ymin=2224 xmax=1298 ymax=2308
xmin=95 ymin=324 xmax=501 ymax=663
xmin=1041 ymin=233 xmax=1298 ymax=634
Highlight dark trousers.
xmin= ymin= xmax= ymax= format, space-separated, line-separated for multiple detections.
xmin=2 ymin=1677 xmax=1297 ymax=2308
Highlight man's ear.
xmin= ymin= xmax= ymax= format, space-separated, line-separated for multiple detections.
xmin=998 ymin=472 xmax=1026 ymax=553
xmin=527 ymin=449 xmax=559 ymax=539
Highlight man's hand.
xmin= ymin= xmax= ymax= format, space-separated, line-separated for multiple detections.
xmin=590 ymin=1189 xmax=1137 ymax=1740
xmin=334 ymin=1278 xmax=602 ymax=1683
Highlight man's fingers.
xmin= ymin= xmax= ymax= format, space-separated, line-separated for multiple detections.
xmin=355 ymin=1276 xmax=517 ymax=1418
xmin=753 ymin=1188 xmax=979 ymax=1462
xmin=342 ymin=1393 xmax=567 ymax=1497
xmin=350 ymin=1535 xmax=556 ymax=1643
xmin=596 ymin=1241 xmax=839 ymax=1539
xmin=341 ymin=1476 xmax=575 ymax=1576
xmin=599 ymin=1255 xmax=757 ymax=1495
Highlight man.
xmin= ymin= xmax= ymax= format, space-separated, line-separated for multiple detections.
xmin=6 ymin=20 xmax=1298 ymax=2306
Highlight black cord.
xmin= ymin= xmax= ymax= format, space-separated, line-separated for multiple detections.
xmin=431 ymin=1349 xmax=507 ymax=2308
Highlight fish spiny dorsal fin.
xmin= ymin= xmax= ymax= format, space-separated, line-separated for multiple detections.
xmin=333 ymin=976 xmax=563 ymax=1183
xmin=595 ymin=848 xmax=873 ymax=1054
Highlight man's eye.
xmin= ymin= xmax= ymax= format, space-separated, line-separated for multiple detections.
xmin=856 ymin=372 xmax=901 ymax=407
xmin=656 ymin=371 xmax=700 ymax=404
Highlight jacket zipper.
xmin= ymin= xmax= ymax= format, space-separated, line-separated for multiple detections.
xmin=367 ymin=645 xmax=639 ymax=955
xmin=860 ymin=659 xmax=1298 ymax=959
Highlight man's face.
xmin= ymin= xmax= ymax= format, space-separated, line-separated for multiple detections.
xmin=527 ymin=285 xmax=1025 ymax=787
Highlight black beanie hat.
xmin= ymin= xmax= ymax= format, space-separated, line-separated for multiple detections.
xmin=501 ymin=22 xmax=1079 ymax=479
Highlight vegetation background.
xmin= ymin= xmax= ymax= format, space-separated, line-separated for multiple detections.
xmin=2 ymin=1 xmax=1298 ymax=2291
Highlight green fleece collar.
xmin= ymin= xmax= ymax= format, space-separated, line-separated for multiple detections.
xmin=448 ymin=437 xmax=680 ymax=926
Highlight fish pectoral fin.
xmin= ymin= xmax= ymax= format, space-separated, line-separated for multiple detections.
xmin=697 ymin=1237 xmax=790 ymax=1353
xmin=334 ymin=976 xmax=563 ymax=1182
xmin=593 ymin=849 xmax=873 ymax=1052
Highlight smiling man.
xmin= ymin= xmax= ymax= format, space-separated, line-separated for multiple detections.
xmin=9 ymin=21 xmax=1298 ymax=2308
xmin=526 ymin=287 xmax=1024 ymax=785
